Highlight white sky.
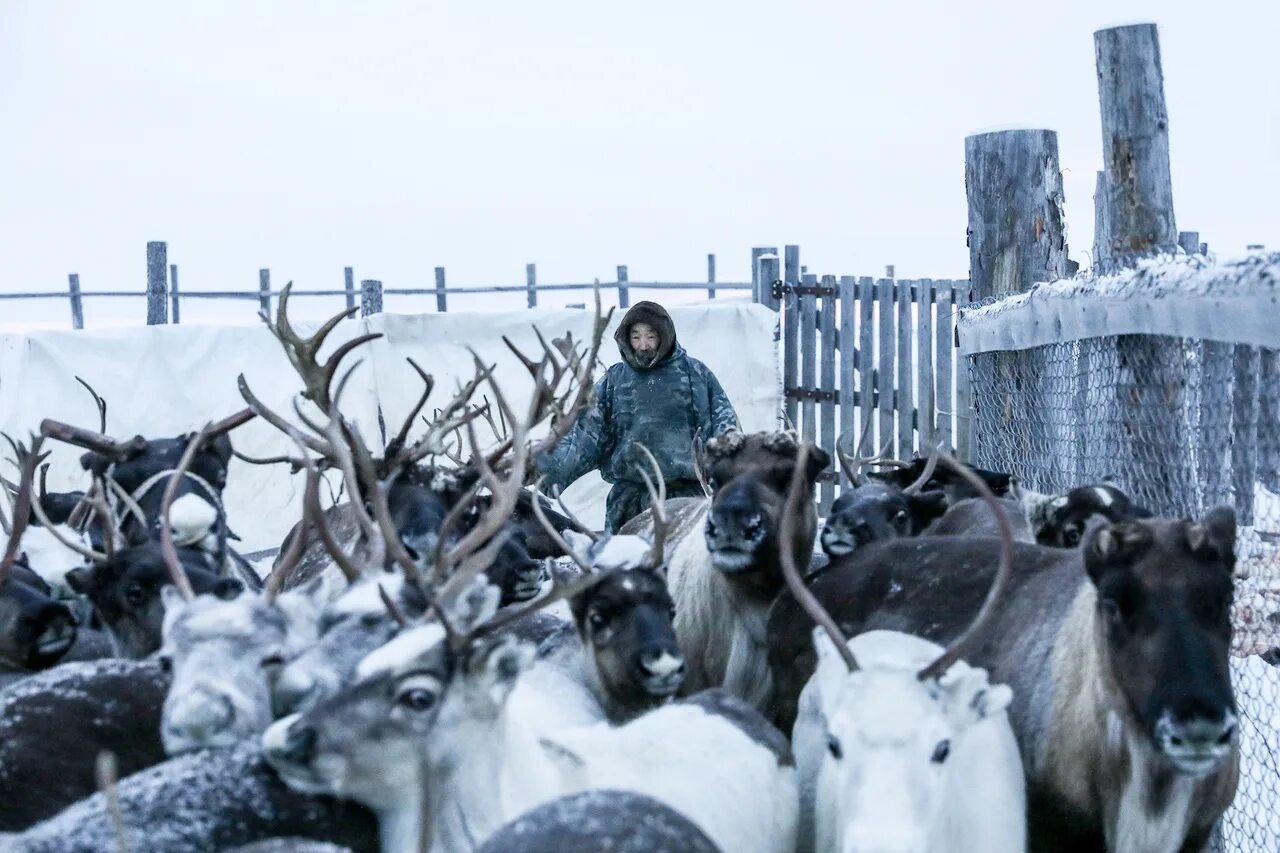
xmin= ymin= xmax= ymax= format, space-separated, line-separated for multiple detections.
xmin=1 ymin=0 xmax=1277 ymax=330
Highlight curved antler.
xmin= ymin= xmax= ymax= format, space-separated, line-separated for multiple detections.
xmin=0 ymin=435 xmax=47 ymax=584
xmin=901 ymin=445 xmax=942 ymax=496
xmin=780 ymin=442 xmax=858 ymax=671
xmin=917 ymin=452 xmax=1014 ymax=682
xmin=631 ymin=443 xmax=667 ymax=570
xmin=158 ymin=427 xmax=210 ymax=601
xmin=39 ymin=419 xmax=147 ymax=461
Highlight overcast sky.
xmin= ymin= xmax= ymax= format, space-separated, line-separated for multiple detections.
xmin=1 ymin=0 xmax=1276 ymax=330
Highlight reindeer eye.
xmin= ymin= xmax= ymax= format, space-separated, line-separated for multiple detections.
xmin=588 ymin=611 xmax=607 ymax=631
xmin=1063 ymin=527 xmax=1081 ymax=547
xmin=827 ymin=734 xmax=843 ymax=760
xmin=261 ymin=654 xmax=285 ymax=672
xmin=124 ymin=582 xmax=147 ymax=605
xmin=1101 ymin=597 xmax=1123 ymax=622
xmin=157 ymin=654 xmax=173 ymax=674
xmin=398 ymin=688 xmax=437 ymax=711
xmin=894 ymin=510 xmax=909 ymax=524
xmin=932 ymin=739 xmax=951 ymax=763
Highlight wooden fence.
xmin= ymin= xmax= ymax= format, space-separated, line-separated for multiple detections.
xmin=751 ymin=246 xmax=972 ymax=512
xmin=1 ymin=241 xmax=752 ymax=329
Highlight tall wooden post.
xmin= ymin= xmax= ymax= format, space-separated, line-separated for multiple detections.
xmin=616 ymin=265 xmax=630 ymax=309
xmin=1093 ymin=171 xmax=1112 ymax=268
xmin=964 ymin=129 xmax=1069 ymax=300
xmin=1096 ymin=22 xmax=1189 ymax=514
xmin=707 ymin=254 xmax=716 ymax=300
xmin=361 ymin=280 xmax=383 ymax=316
xmin=757 ymin=253 xmax=782 ymax=425
xmin=146 ymin=241 xmax=168 ymax=325
xmin=1095 ymin=23 xmax=1178 ymax=254
xmin=434 ymin=267 xmax=447 ymax=313
xmin=526 ymin=263 xmax=538 ymax=309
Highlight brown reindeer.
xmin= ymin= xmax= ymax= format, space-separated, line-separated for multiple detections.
xmin=768 ymin=509 xmax=1240 ymax=852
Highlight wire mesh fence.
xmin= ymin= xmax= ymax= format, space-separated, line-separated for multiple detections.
xmin=968 ymin=331 xmax=1280 ymax=851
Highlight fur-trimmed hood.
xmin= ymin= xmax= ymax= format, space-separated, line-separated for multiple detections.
xmin=615 ymin=301 xmax=677 ymax=370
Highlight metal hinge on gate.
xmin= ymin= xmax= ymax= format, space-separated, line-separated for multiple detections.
xmin=771 ymin=280 xmax=839 ymax=300
xmin=785 ymin=387 xmax=836 ymax=402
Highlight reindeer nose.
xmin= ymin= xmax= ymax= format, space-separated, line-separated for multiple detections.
xmin=166 ymin=690 xmax=235 ymax=745
xmin=1156 ymin=711 xmax=1237 ymax=775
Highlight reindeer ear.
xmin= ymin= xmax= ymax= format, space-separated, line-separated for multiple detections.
xmin=1084 ymin=522 xmax=1150 ymax=584
xmin=468 ymin=635 xmax=535 ymax=708
xmin=1190 ymin=506 xmax=1236 ymax=567
xmin=939 ymin=664 xmax=1012 ymax=727
xmin=805 ymin=447 xmax=832 ymax=483
xmin=908 ymin=491 xmax=949 ymax=526
xmin=206 ymin=433 xmax=234 ymax=469
xmin=79 ymin=451 xmax=110 ymax=477
xmin=65 ymin=566 xmax=93 ymax=595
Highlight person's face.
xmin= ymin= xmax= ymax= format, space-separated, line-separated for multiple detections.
xmin=629 ymin=323 xmax=660 ymax=356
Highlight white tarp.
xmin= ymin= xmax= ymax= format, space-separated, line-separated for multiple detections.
xmin=0 ymin=303 xmax=781 ymax=549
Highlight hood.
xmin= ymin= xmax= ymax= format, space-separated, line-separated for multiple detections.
xmin=615 ymin=301 xmax=677 ymax=370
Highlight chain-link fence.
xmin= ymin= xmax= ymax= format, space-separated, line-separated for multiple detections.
xmin=961 ymin=252 xmax=1280 ymax=852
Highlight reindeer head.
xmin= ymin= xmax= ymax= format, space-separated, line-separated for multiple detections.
xmin=158 ymin=586 xmax=290 ymax=755
xmin=1021 ymin=483 xmax=1152 ymax=548
xmin=702 ymin=430 xmax=830 ymax=596
xmin=810 ymin=628 xmax=1014 ymax=853
xmin=1084 ymin=507 xmax=1238 ymax=775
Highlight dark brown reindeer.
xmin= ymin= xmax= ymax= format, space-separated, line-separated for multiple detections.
xmin=620 ymin=429 xmax=830 ymax=712
xmin=768 ymin=499 xmax=1240 ymax=852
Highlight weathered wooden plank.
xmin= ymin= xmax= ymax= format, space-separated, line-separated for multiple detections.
xmin=146 ymin=241 xmax=167 ymax=325
xmin=751 ymin=247 xmax=778 ymax=308
xmin=758 ymin=253 xmax=781 ymax=427
xmin=1232 ymin=345 xmax=1260 ymax=525
xmin=1178 ymin=231 xmax=1200 ymax=255
xmin=877 ymin=278 xmax=895 ymax=457
xmin=800 ymin=273 xmax=818 ymax=448
xmin=258 ymin=269 xmax=271 ymax=317
xmin=616 ymin=265 xmax=630 ymax=309
xmin=344 ymin=267 xmax=356 ymax=312
xmin=936 ymin=284 xmax=954 ymax=449
xmin=896 ymin=279 xmax=913 ymax=459
xmin=916 ymin=279 xmax=935 ymax=451
xmin=707 ymin=254 xmax=716 ymax=300
xmin=956 ymin=282 xmax=974 ymax=460
xmin=434 ymin=267 xmax=447 ymax=313
xmin=783 ymin=246 xmax=802 ymax=429
xmin=820 ymin=274 xmax=838 ymax=511
xmin=838 ymin=275 xmax=857 ymax=491
xmin=965 ymin=130 xmax=1070 ymax=300
xmin=361 ymin=280 xmax=383 ymax=316
xmin=1095 ymin=23 xmax=1178 ymax=252
xmin=526 ymin=263 xmax=538 ymax=309
xmin=858 ymin=277 xmax=875 ymax=456
xmin=67 ymin=274 xmax=84 ymax=330
xmin=169 ymin=264 xmax=181 ymax=325
xmin=1093 ymin=171 xmax=1111 ymax=268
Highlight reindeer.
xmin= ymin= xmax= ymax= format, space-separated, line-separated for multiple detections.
xmin=783 ymin=447 xmax=1026 ymax=853
xmin=768 ymin=504 xmax=1240 ymax=852
xmin=41 ymin=410 xmax=262 ymax=592
xmin=620 ymin=429 xmax=830 ymax=712
xmin=928 ymin=482 xmax=1151 ymax=549
xmin=0 ymin=658 xmax=170 ymax=831
xmin=11 ymin=740 xmax=379 ymax=852
xmin=819 ymin=433 xmax=948 ymax=560
xmin=263 ymin=598 xmax=797 ymax=853
xmin=473 ymin=790 xmax=721 ymax=853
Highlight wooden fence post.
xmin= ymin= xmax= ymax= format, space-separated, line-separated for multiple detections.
xmin=896 ymin=280 xmax=914 ymax=459
xmin=858 ymin=276 xmax=875 ymax=456
xmin=819 ymin=274 xmax=838 ymax=511
xmin=434 ymin=267 xmax=447 ymax=313
xmin=1093 ymin=171 xmax=1112 ymax=268
xmin=616 ymin=265 xmax=630 ymax=309
xmin=361 ymin=280 xmax=383 ymax=316
xmin=344 ymin=267 xmax=356 ymax=312
xmin=1096 ymin=22 xmax=1190 ymax=513
xmin=838 ymin=275 xmax=856 ymax=490
xmin=146 ymin=241 xmax=168 ymax=325
xmin=1178 ymin=231 xmax=1200 ymax=254
xmin=757 ymin=253 xmax=781 ymax=426
xmin=67 ymin=274 xmax=84 ymax=330
xmin=169 ymin=264 xmax=181 ymax=324
xmin=876 ymin=278 xmax=896 ymax=458
xmin=1095 ymin=23 xmax=1178 ymax=253
xmin=783 ymin=245 xmax=801 ymax=428
xmin=526 ymin=263 xmax=538 ymax=309
xmin=800 ymin=274 xmax=818 ymax=449
xmin=707 ymin=254 xmax=716 ymax=300
xmin=258 ymin=269 xmax=272 ymax=317
xmin=916 ymin=279 xmax=935 ymax=452
xmin=752 ymin=246 xmax=780 ymax=310
xmin=965 ymin=129 xmax=1070 ymax=300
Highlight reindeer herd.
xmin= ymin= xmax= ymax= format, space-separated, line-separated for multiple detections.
xmin=0 ymin=288 xmax=1247 ymax=853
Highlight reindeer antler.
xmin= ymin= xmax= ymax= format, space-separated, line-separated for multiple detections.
xmin=780 ymin=442 xmax=859 ymax=671
xmin=0 ymin=434 xmax=48 ymax=585
xmin=902 ymin=445 xmax=942 ymax=496
xmin=158 ymin=427 xmax=210 ymax=601
xmin=631 ymin=443 xmax=667 ymax=570
xmin=916 ymin=453 xmax=1014 ymax=682
xmin=75 ymin=376 xmax=107 ymax=433
xmin=39 ymin=419 xmax=147 ymax=461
